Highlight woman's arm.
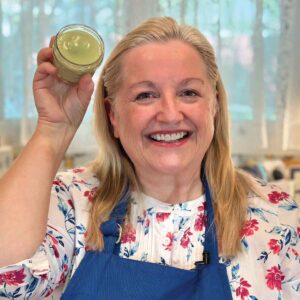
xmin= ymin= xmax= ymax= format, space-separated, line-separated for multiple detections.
xmin=0 ymin=45 xmax=94 ymax=267
xmin=0 ymin=169 xmax=87 ymax=299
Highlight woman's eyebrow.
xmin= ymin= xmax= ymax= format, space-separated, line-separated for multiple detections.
xmin=128 ymin=81 xmax=156 ymax=89
xmin=179 ymin=77 xmax=205 ymax=86
xmin=128 ymin=78 xmax=205 ymax=90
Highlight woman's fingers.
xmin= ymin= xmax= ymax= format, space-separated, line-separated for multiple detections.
xmin=37 ymin=47 xmax=53 ymax=65
xmin=49 ymin=36 xmax=55 ymax=47
xmin=33 ymin=62 xmax=57 ymax=87
xmin=77 ymin=73 xmax=94 ymax=106
xmin=36 ymin=36 xmax=55 ymax=66
xmin=35 ymin=62 xmax=56 ymax=77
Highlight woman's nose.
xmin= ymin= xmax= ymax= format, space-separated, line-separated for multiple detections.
xmin=156 ymin=94 xmax=184 ymax=123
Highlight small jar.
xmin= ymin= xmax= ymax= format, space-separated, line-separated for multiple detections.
xmin=52 ymin=24 xmax=104 ymax=84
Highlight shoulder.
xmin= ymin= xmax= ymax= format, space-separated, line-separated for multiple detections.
xmin=244 ymin=178 xmax=299 ymax=251
xmin=248 ymin=178 xmax=299 ymax=224
xmin=228 ymin=179 xmax=300 ymax=298
xmin=54 ymin=166 xmax=99 ymax=187
xmin=53 ymin=166 xmax=99 ymax=194
xmin=51 ymin=166 xmax=99 ymax=206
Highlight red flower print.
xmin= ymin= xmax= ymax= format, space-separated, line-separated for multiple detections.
xmin=194 ymin=213 xmax=206 ymax=232
xmin=163 ymin=232 xmax=174 ymax=251
xmin=58 ymin=264 xmax=69 ymax=284
xmin=180 ymin=227 xmax=193 ymax=249
xmin=84 ymin=187 xmax=98 ymax=202
xmin=53 ymin=178 xmax=64 ymax=187
xmin=67 ymin=199 xmax=75 ymax=209
xmin=145 ymin=218 xmax=150 ymax=227
xmin=268 ymin=191 xmax=289 ymax=204
xmin=156 ymin=212 xmax=171 ymax=223
xmin=47 ymin=234 xmax=60 ymax=258
xmin=73 ymin=168 xmax=84 ymax=173
xmin=241 ymin=219 xmax=259 ymax=237
xmin=268 ymin=239 xmax=281 ymax=255
xmin=236 ymin=278 xmax=251 ymax=300
xmin=297 ymin=227 xmax=300 ymax=238
xmin=197 ymin=203 xmax=205 ymax=212
xmin=121 ymin=223 xmax=136 ymax=243
xmin=48 ymin=235 xmax=59 ymax=245
xmin=73 ymin=179 xmax=88 ymax=185
xmin=58 ymin=272 xmax=65 ymax=285
xmin=40 ymin=273 xmax=48 ymax=280
xmin=0 ymin=269 xmax=26 ymax=286
xmin=52 ymin=244 xmax=60 ymax=258
xmin=44 ymin=288 xmax=54 ymax=297
xmin=63 ymin=263 xmax=68 ymax=273
xmin=291 ymin=248 xmax=299 ymax=257
xmin=265 ymin=265 xmax=285 ymax=291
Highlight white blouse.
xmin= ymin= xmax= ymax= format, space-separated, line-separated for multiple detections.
xmin=0 ymin=167 xmax=299 ymax=299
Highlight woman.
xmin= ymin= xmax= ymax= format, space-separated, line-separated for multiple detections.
xmin=0 ymin=17 xmax=299 ymax=299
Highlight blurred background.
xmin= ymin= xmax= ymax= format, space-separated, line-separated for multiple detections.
xmin=0 ymin=0 xmax=300 ymax=200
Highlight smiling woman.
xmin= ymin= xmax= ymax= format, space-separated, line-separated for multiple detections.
xmin=107 ymin=41 xmax=216 ymax=199
xmin=0 ymin=16 xmax=299 ymax=300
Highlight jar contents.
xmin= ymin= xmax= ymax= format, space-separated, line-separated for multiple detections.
xmin=53 ymin=24 xmax=104 ymax=84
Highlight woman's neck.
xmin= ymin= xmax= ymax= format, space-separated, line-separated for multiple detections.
xmin=135 ymin=168 xmax=203 ymax=204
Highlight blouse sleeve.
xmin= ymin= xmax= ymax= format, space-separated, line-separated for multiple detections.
xmin=0 ymin=172 xmax=77 ymax=299
xmin=280 ymin=197 xmax=300 ymax=298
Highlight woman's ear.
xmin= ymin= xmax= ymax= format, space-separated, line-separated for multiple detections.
xmin=105 ymin=98 xmax=119 ymax=138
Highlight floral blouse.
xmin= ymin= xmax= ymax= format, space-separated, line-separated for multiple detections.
xmin=0 ymin=167 xmax=300 ymax=299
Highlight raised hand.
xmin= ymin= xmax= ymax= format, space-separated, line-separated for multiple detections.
xmin=33 ymin=39 xmax=94 ymax=133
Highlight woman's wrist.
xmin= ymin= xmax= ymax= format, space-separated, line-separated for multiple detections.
xmin=33 ymin=122 xmax=76 ymax=167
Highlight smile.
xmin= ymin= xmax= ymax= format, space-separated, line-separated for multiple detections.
xmin=149 ymin=131 xmax=190 ymax=143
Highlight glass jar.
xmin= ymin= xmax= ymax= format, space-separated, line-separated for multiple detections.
xmin=52 ymin=24 xmax=104 ymax=84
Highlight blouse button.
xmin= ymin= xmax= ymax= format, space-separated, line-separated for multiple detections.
xmin=164 ymin=237 xmax=170 ymax=244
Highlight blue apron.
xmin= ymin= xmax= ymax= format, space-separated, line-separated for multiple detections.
xmin=62 ymin=175 xmax=232 ymax=299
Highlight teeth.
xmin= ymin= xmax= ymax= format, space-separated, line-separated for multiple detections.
xmin=150 ymin=132 xmax=188 ymax=142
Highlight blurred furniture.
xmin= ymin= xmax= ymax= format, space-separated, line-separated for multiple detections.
xmin=0 ymin=145 xmax=13 ymax=177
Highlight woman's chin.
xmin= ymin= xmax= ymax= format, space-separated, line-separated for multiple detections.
xmin=150 ymin=162 xmax=191 ymax=177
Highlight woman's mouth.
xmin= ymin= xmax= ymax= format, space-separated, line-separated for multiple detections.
xmin=148 ymin=131 xmax=190 ymax=143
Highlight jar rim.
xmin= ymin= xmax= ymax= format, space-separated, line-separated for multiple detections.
xmin=54 ymin=24 xmax=104 ymax=67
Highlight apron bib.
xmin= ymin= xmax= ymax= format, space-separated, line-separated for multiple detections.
xmin=62 ymin=175 xmax=232 ymax=299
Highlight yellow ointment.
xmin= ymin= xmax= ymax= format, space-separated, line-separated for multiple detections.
xmin=53 ymin=25 xmax=104 ymax=83
xmin=57 ymin=30 xmax=101 ymax=65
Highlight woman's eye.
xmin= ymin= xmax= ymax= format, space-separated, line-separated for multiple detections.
xmin=180 ymin=89 xmax=199 ymax=97
xmin=135 ymin=92 xmax=158 ymax=101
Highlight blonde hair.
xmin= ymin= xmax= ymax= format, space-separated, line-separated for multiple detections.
xmin=87 ymin=16 xmax=255 ymax=257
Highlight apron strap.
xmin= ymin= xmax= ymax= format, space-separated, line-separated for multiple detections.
xmin=100 ymin=185 xmax=131 ymax=253
xmin=201 ymin=172 xmax=220 ymax=264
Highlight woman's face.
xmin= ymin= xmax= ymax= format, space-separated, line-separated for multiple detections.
xmin=108 ymin=40 xmax=217 ymax=179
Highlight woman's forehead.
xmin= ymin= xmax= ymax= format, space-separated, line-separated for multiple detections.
xmin=118 ymin=41 xmax=209 ymax=86
xmin=122 ymin=40 xmax=202 ymax=63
